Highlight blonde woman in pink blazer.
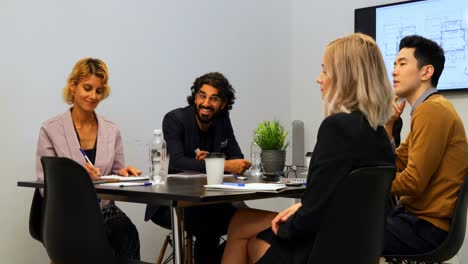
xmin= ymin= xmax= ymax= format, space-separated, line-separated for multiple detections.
xmin=35 ymin=58 xmax=141 ymax=260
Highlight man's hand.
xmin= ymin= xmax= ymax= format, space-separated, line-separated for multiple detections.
xmin=384 ymin=97 xmax=406 ymax=139
xmin=83 ymin=162 xmax=101 ymax=179
xmin=195 ymin=150 xmax=209 ymax=160
xmin=224 ymin=159 xmax=252 ymax=175
xmin=272 ymin=203 xmax=302 ymax=235
xmin=390 ymin=97 xmax=406 ymax=122
xmin=117 ymin=165 xmax=142 ymax=176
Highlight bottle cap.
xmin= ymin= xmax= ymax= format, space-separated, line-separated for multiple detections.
xmin=154 ymin=129 xmax=162 ymax=135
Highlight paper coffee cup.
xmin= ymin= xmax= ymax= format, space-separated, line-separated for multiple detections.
xmin=205 ymin=153 xmax=226 ymax=185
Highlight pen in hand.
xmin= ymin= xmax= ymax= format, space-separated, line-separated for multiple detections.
xmin=79 ymin=147 xmax=100 ymax=177
xmin=79 ymin=148 xmax=95 ymax=167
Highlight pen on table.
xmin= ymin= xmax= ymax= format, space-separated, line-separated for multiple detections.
xmin=233 ymin=174 xmax=247 ymax=180
xmin=79 ymin=147 xmax=95 ymax=168
xmin=223 ymin=182 xmax=245 ymax=187
xmin=120 ymin=182 xmax=153 ymax=187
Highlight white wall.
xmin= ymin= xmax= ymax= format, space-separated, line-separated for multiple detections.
xmin=0 ymin=0 xmax=292 ymax=262
xmin=3 ymin=0 xmax=467 ymax=263
xmin=290 ymin=0 xmax=468 ymax=150
xmin=290 ymin=0 xmax=468 ymax=263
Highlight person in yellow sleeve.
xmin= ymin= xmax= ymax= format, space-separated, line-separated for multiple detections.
xmin=383 ymin=35 xmax=468 ymax=254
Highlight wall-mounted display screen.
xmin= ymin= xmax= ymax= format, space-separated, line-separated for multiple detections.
xmin=355 ymin=0 xmax=468 ymax=91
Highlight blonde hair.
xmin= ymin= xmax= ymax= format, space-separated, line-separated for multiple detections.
xmin=62 ymin=58 xmax=111 ymax=104
xmin=323 ymin=33 xmax=393 ymax=129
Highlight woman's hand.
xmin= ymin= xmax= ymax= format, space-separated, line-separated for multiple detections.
xmin=272 ymin=203 xmax=302 ymax=235
xmin=118 ymin=165 xmax=142 ymax=176
xmin=83 ymin=162 xmax=101 ymax=179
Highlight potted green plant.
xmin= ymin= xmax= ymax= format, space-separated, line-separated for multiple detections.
xmin=253 ymin=120 xmax=289 ymax=177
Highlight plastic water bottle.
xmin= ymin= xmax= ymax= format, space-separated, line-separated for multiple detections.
xmin=250 ymin=139 xmax=262 ymax=177
xmin=149 ymin=129 xmax=168 ymax=184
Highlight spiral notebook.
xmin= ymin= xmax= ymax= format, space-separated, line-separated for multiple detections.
xmin=204 ymin=183 xmax=287 ymax=192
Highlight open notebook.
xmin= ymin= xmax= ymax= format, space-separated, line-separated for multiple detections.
xmin=204 ymin=183 xmax=287 ymax=192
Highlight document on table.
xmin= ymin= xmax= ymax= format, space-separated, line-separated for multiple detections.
xmin=204 ymin=183 xmax=287 ymax=192
xmin=98 ymin=175 xmax=149 ymax=181
xmin=167 ymin=173 xmax=206 ymax=179
xmin=168 ymin=173 xmax=234 ymax=179
xmin=99 ymin=182 xmax=152 ymax=187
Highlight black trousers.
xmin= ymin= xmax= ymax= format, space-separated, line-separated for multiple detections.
xmin=102 ymin=204 xmax=141 ymax=260
xmin=383 ymin=207 xmax=447 ymax=255
xmin=151 ymin=203 xmax=237 ymax=264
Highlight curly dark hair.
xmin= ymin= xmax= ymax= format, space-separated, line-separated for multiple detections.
xmin=187 ymin=72 xmax=236 ymax=115
xmin=399 ymin=35 xmax=445 ymax=87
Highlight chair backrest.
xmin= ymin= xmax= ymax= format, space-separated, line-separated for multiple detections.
xmin=307 ymin=166 xmax=396 ymax=264
xmin=400 ymin=174 xmax=468 ymax=262
xmin=29 ymin=188 xmax=44 ymax=243
xmin=41 ymin=156 xmax=117 ymax=264
xmin=427 ymin=175 xmax=468 ymax=260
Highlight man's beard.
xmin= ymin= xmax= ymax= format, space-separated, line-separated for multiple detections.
xmin=196 ymin=105 xmax=216 ymax=124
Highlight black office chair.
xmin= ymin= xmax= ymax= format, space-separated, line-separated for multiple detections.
xmin=384 ymin=175 xmax=468 ymax=264
xmin=40 ymin=156 xmax=150 ymax=264
xmin=307 ymin=165 xmax=396 ymax=264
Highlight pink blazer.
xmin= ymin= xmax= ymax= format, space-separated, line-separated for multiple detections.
xmin=36 ymin=110 xmax=125 ymax=182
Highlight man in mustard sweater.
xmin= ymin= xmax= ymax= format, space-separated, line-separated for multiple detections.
xmin=383 ymin=35 xmax=468 ymax=254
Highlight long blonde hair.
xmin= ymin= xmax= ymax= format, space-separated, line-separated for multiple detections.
xmin=323 ymin=33 xmax=393 ymax=129
xmin=62 ymin=58 xmax=111 ymax=104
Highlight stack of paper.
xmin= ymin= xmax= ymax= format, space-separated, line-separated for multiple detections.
xmin=97 ymin=175 xmax=149 ymax=182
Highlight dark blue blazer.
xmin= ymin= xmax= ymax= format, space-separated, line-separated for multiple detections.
xmin=145 ymin=105 xmax=244 ymax=221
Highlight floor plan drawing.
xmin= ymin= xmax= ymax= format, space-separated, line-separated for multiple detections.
xmin=376 ymin=0 xmax=468 ymax=90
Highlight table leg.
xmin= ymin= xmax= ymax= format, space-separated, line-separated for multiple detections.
xmin=171 ymin=205 xmax=184 ymax=264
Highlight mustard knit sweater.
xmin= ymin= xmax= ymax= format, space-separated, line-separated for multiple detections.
xmin=392 ymin=94 xmax=468 ymax=231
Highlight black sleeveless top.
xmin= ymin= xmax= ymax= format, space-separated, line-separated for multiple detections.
xmin=72 ymin=115 xmax=97 ymax=163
